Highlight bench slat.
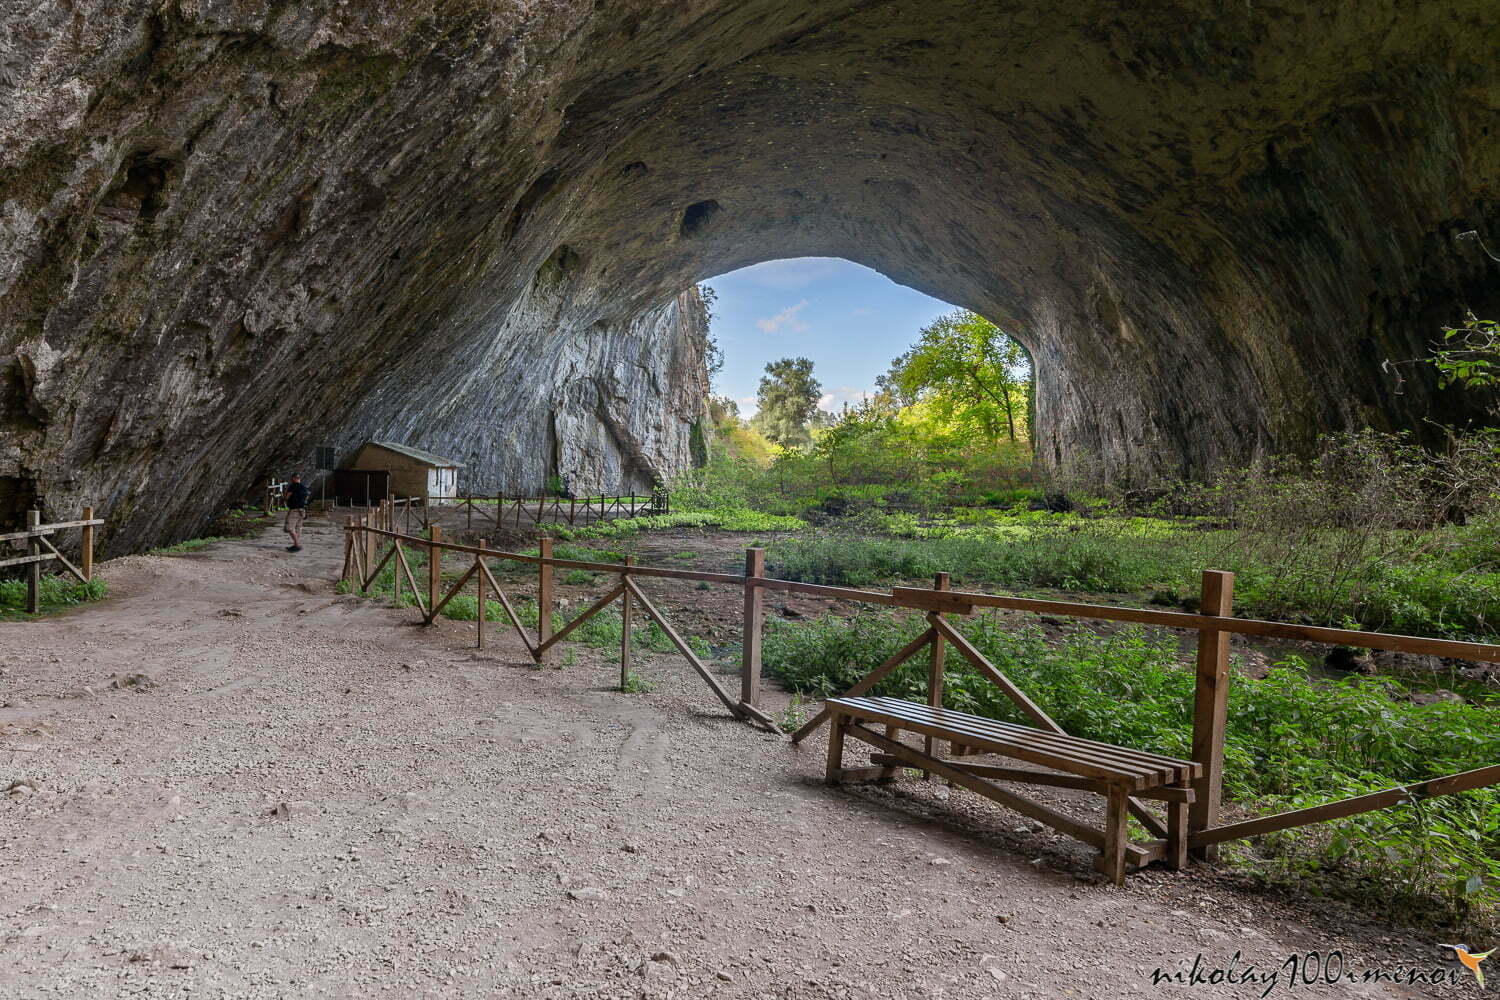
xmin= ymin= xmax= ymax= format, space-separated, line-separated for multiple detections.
xmin=828 ymin=699 xmax=1157 ymax=788
xmin=829 ymin=696 xmax=1197 ymax=788
xmin=856 ymin=696 xmax=1196 ymax=774
xmin=847 ymin=697 xmax=1178 ymax=780
xmin=860 ymin=696 xmax=1198 ymax=780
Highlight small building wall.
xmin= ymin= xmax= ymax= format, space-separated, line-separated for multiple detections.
xmin=348 ymin=443 xmax=460 ymax=500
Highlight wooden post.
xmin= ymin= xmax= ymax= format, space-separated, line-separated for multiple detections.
xmin=1189 ymin=569 xmax=1235 ymax=860
xmin=80 ymin=506 xmax=94 ymax=582
xmin=466 ymin=499 xmax=472 ymax=530
xmin=364 ymin=506 xmax=377 ymax=574
xmin=741 ymin=548 xmax=765 ymax=706
xmin=475 ymin=540 xmax=487 ymax=649
xmin=341 ymin=516 xmax=352 ymax=581
xmin=25 ymin=510 xmax=40 ymax=613
xmin=537 ymin=537 xmax=554 ymax=661
xmin=620 ymin=556 xmax=634 ymax=690
xmin=427 ymin=524 xmax=443 ymax=623
xmin=925 ymin=572 xmax=949 ymax=774
xmin=392 ymin=539 xmax=402 ymax=605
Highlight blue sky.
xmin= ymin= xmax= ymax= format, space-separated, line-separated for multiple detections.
xmin=701 ymin=257 xmax=955 ymax=416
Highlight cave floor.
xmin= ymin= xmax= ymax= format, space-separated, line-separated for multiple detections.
xmin=0 ymin=515 xmax=1474 ymax=999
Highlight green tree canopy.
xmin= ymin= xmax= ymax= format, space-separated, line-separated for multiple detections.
xmin=878 ymin=309 xmax=1032 ymax=442
xmin=754 ymin=357 xmax=823 ymax=449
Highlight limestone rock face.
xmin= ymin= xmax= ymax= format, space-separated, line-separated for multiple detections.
xmin=2 ymin=1 xmax=1498 ymax=551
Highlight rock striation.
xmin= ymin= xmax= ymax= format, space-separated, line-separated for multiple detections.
xmin=3 ymin=1 xmax=1499 ymax=551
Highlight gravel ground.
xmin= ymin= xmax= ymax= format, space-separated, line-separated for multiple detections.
xmin=0 ymin=516 xmax=1481 ymax=999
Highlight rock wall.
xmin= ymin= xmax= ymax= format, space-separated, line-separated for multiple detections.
xmin=336 ymin=283 xmax=710 ymax=498
xmin=3 ymin=1 xmax=1499 ymax=552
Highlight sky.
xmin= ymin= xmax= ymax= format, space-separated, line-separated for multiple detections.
xmin=701 ymin=257 xmax=955 ymax=416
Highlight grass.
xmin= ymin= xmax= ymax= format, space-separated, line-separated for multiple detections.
xmin=763 ymin=610 xmax=1500 ymax=935
xmin=552 ymin=508 xmax=803 ymax=541
xmin=152 ymin=536 xmax=234 ymax=555
xmin=764 ymin=516 xmax=1500 ymax=641
xmin=0 ymin=576 xmax=107 ymax=619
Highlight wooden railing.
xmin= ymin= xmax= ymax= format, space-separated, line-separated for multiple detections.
xmin=1 ymin=507 xmax=102 ymax=612
xmin=439 ymin=492 xmax=667 ymax=530
xmin=339 ymin=504 xmax=1500 ymax=862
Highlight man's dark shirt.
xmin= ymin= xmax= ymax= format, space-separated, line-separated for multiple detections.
xmin=286 ymin=482 xmax=310 ymax=509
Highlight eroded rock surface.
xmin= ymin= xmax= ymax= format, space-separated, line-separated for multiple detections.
xmin=2 ymin=1 xmax=1498 ymax=551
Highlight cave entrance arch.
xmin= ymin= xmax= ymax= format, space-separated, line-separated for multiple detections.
xmin=11 ymin=1 xmax=1500 ymax=552
xmin=700 ymin=255 xmax=1036 ymax=477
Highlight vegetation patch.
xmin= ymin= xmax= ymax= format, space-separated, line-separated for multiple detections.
xmin=0 ymin=577 xmax=107 ymax=620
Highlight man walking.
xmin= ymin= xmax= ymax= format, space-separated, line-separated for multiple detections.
xmin=284 ymin=473 xmax=310 ymax=552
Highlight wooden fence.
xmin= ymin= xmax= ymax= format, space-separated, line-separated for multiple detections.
xmin=340 ymin=504 xmax=1500 ymax=866
xmin=438 ymin=492 xmax=667 ymax=530
xmin=1 ymin=507 xmax=102 ymax=612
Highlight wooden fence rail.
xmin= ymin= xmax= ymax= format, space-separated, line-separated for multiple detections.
xmin=438 ymin=492 xmax=668 ymax=530
xmin=339 ymin=504 xmax=1500 ymax=870
xmin=1 ymin=507 xmax=102 ymax=613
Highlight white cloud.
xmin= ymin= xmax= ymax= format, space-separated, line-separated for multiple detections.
xmin=733 ymin=257 xmax=843 ymax=290
xmin=755 ymin=299 xmax=810 ymax=334
xmin=817 ymin=386 xmax=873 ymax=413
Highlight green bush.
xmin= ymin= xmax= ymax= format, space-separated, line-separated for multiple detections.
xmin=0 ymin=576 xmax=107 ymax=616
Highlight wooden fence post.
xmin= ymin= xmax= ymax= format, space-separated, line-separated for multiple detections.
xmin=364 ymin=507 xmax=377 ymax=575
xmin=25 ymin=510 xmax=40 ymax=613
xmin=427 ymin=524 xmax=442 ymax=623
xmin=741 ymin=548 xmax=765 ymax=706
xmin=476 ymin=540 xmax=487 ymax=649
xmin=341 ymin=516 xmax=352 ymax=582
xmin=925 ymin=572 xmax=949 ymax=775
xmin=81 ymin=506 xmax=94 ymax=582
xmin=620 ymin=555 xmax=634 ymax=689
xmin=1189 ymin=569 xmax=1236 ymax=860
xmin=537 ymin=537 xmax=554 ymax=661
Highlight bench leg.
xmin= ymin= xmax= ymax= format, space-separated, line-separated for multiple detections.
xmin=876 ymin=724 xmax=902 ymax=782
xmin=1099 ymin=783 xmax=1129 ymax=886
xmin=1166 ymin=785 xmax=1189 ymax=871
xmin=825 ymin=712 xmax=848 ymax=786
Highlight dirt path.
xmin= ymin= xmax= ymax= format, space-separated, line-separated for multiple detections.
xmin=0 ymin=517 xmax=1478 ymax=999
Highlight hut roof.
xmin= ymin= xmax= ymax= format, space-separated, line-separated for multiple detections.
xmin=363 ymin=440 xmax=465 ymax=468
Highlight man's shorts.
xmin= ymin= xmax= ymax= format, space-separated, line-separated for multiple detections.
xmin=284 ymin=508 xmax=306 ymax=533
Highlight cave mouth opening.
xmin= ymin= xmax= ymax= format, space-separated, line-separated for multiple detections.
xmin=697 ymin=255 xmax=1036 ymax=462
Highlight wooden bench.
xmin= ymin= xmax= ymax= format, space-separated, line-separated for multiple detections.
xmin=824 ymin=695 xmax=1201 ymax=884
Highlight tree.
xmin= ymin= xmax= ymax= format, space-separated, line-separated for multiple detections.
xmin=754 ymin=357 xmax=822 ymax=449
xmin=696 ymin=284 xmax=725 ymax=384
xmin=1430 ymin=313 xmax=1500 ymax=388
xmin=878 ymin=309 xmax=1032 ymax=442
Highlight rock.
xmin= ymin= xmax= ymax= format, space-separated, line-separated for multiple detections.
xmin=650 ymin=951 xmax=680 ymax=966
xmin=267 ymin=800 xmax=316 ymax=820
xmin=1408 ymin=689 xmax=1465 ymax=706
xmin=110 ymin=672 xmax=155 ymax=691
xmin=640 ymin=956 xmax=676 ymax=981
xmin=620 ymin=842 xmax=640 ymax=854
xmin=567 ymin=887 xmax=608 ymax=901
xmin=1371 ymin=651 xmax=1445 ymax=675
xmin=4 ymin=3 xmax=1498 ymax=547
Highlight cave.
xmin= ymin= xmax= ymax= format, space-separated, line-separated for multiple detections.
xmin=3 ymin=2 xmax=1499 ymax=553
